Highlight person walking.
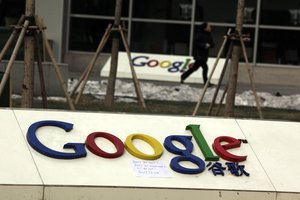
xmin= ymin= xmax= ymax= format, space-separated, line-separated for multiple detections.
xmin=181 ymin=22 xmax=214 ymax=86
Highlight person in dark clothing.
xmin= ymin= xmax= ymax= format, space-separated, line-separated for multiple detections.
xmin=181 ymin=22 xmax=215 ymax=85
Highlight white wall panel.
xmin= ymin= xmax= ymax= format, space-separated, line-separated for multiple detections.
xmin=237 ymin=119 xmax=300 ymax=194
xmin=0 ymin=109 xmax=43 ymax=199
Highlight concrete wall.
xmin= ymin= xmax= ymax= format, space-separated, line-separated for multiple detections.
xmin=64 ymin=52 xmax=109 ymax=80
xmin=238 ymin=64 xmax=300 ymax=87
xmin=36 ymin=0 xmax=65 ymax=62
xmin=0 ymin=61 xmax=68 ymax=96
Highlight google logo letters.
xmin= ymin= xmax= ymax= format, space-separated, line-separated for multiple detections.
xmin=27 ymin=121 xmax=247 ymax=175
xmin=132 ymin=56 xmax=193 ymax=73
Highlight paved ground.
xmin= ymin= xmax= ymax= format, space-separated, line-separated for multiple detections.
xmin=237 ymin=83 xmax=300 ymax=96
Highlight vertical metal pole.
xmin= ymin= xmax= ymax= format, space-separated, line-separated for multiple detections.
xmin=65 ymin=0 xmax=72 ymax=59
xmin=253 ymin=0 xmax=261 ymax=65
xmin=104 ymin=0 xmax=122 ymax=107
xmin=22 ymin=0 xmax=35 ymax=108
xmin=224 ymin=0 xmax=244 ymax=117
xmin=127 ymin=0 xmax=133 ymax=45
xmin=189 ymin=0 xmax=196 ymax=56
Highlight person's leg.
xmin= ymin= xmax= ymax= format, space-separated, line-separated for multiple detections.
xmin=200 ymin=61 xmax=208 ymax=84
xmin=181 ymin=60 xmax=201 ymax=83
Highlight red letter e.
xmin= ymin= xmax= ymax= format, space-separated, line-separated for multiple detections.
xmin=212 ymin=136 xmax=247 ymax=162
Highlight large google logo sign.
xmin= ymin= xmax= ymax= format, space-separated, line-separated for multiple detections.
xmin=27 ymin=121 xmax=247 ymax=175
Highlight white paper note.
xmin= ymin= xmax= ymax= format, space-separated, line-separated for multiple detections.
xmin=131 ymin=160 xmax=172 ymax=178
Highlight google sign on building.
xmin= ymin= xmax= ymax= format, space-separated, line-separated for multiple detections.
xmin=101 ymin=52 xmax=225 ymax=83
xmin=1 ymin=109 xmax=300 ymax=200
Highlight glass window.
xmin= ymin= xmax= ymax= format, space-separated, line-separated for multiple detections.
xmin=195 ymin=0 xmax=236 ymax=23
xmin=131 ymin=22 xmax=190 ymax=55
xmin=244 ymin=0 xmax=258 ymax=24
xmin=0 ymin=0 xmax=25 ymax=26
xmin=261 ymin=0 xmax=300 ymax=26
xmin=69 ymin=18 xmax=114 ymax=52
xmin=257 ymin=29 xmax=300 ymax=65
xmin=133 ymin=0 xmax=193 ymax=21
xmin=71 ymin=0 xmax=129 ymax=17
xmin=195 ymin=0 xmax=257 ymax=24
xmin=0 ymin=0 xmax=24 ymax=59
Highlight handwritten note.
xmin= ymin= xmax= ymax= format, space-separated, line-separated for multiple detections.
xmin=131 ymin=160 xmax=172 ymax=178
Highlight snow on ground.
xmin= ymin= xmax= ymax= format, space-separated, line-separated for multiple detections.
xmin=68 ymin=79 xmax=300 ymax=110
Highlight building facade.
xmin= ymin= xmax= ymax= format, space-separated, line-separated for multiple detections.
xmin=66 ymin=0 xmax=300 ymax=66
xmin=1 ymin=0 xmax=300 ymax=87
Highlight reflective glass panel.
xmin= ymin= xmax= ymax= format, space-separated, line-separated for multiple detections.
xmin=0 ymin=0 xmax=25 ymax=26
xmin=71 ymin=0 xmax=129 ymax=17
xmin=69 ymin=18 xmax=116 ymax=52
xmin=130 ymin=22 xmax=190 ymax=55
xmin=257 ymin=29 xmax=300 ymax=65
xmin=133 ymin=0 xmax=193 ymax=21
xmin=195 ymin=0 xmax=257 ymax=24
xmin=261 ymin=0 xmax=300 ymax=26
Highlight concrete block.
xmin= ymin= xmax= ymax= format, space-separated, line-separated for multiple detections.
xmin=0 ymin=60 xmax=68 ymax=96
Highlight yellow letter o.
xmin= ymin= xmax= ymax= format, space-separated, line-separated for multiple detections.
xmin=125 ymin=133 xmax=163 ymax=160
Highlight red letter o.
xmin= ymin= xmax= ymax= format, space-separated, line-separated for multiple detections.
xmin=86 ymin=132 xmax=124 ymax=158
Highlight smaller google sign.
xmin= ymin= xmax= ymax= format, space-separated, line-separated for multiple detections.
xmin=27 ymin=121 xmax=247 ymax=175
xmin=132 ymin=56 xmax=193 ymax=73
xmin=101 ymin=52 xmax=225 ymax=83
